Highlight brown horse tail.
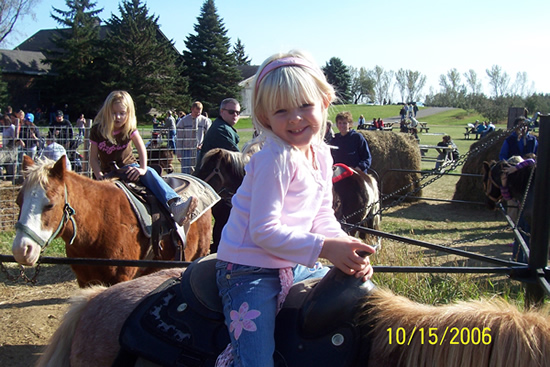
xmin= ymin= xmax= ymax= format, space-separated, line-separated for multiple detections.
xmin=36 ymin=286 xmax=107 ymax=367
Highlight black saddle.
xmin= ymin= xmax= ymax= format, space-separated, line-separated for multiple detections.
xmin=114 ymin=255 xmax=375 ymax=367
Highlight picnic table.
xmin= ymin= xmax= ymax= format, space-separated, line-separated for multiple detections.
xmin=419 ymin=144 xmax=454 ymax=167
xmin=418 ymin=122 xmax=429 ymax=133
xmin=357 ymin=122 xmax=394 ymax=131
xmin=464 ymin=124 xmax=476 ymax=139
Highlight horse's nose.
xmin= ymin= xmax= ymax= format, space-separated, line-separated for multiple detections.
xmin=12 ymin=234 xmax=41 ymax=266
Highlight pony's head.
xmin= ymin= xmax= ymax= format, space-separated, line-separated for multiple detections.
xmin=12 ymin=155 xmax=71 ymax=266
xmin=195 ymin=148 xmax=247 ymax=195
xmin=481 ymin=160 xmax=505 ymax=209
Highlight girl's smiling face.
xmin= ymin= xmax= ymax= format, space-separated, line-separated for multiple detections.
xmin=266 ymin=101 xmax=324 ymax=154
xmin=112 ymin=102 xmax=128 ymax=129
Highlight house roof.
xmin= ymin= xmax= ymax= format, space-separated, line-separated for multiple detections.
xmin=237 ymin=65 xmax=259 ymax=80
xmin=0 ymin=49 xmax=50 ymax=75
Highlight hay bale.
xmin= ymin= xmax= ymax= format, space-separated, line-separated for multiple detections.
xmin=452 ymin=130 xmax=508 ymax=203
xmin=358 ymin=130 xmax=422 ymax=200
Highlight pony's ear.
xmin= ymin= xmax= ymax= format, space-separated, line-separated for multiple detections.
xmin=50 ymin=155 xmax=67 ymax=180
xmin=22 ymin=155 xmax=35 ymax=171
xmin=482 ymin=161 xmax=491 ymax=173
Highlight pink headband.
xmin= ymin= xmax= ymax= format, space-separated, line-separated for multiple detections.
xmin=255 ymin=56 xmax=324 ymax=90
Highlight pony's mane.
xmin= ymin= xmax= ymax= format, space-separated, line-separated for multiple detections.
xmin=22 ymin=158 xmax=57 ymax=189
xmin=361 ymin=288 xmax=550 ymax=367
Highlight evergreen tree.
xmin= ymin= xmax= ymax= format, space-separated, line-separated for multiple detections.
xmin=0 ymin=67 xmax=8 ymax=107
xmin=233 ymin=38 xmax=251 ymax=66
xmin=104 ymin=0 xmax=190 ymax=122
xmin=182 ymin=0 xmax=242 ymax=113
xmin=42 ymin=0 xmax=104 ymax=119
xmin=322 ymin=57 xmax=352 ymax=104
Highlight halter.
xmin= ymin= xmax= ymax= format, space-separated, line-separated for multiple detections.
xmin=484 ymin=163 xmax=503 ymax=203
xmin=202 ymin=157 xmax=237 ymax=200
xmin=15 ymin=184 xmax=78 ymax=250
xmin=202 ymin=158 xmax=225 ymax=187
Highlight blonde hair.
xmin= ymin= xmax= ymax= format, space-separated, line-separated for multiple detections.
xmin=252 ymin=50 xmax=335 ymax=146
xmin=93 ymin=90 xmax=137 ymax=144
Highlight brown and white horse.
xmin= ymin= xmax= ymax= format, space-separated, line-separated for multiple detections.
xmin=36 ymin=266 xmax=550 ymax=367
xmin=11 ymin=155 xmax=212 ymax=287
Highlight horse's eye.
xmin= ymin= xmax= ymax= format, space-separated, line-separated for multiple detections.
xmin=44 ymin=203 xmax=54 ymax=211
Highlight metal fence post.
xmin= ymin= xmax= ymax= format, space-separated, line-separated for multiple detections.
xmin=526 ymin=114 xmax=550 ymax=307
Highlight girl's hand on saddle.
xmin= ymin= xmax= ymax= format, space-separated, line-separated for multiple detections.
xmin=320 ymin=237 xmax=376 ymax=282
xmin=126 ymin=166 xmax=146 ymax=181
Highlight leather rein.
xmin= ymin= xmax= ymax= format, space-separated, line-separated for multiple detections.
xmin=15 ymin=184 xmax=78 ymax=250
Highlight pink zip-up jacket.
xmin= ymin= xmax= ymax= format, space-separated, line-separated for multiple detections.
xmin=217 ymin=136 xmax=347 ymax=269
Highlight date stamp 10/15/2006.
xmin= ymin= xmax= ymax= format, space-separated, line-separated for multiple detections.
xmin=387 ymin=327 xmax=492 ymax=346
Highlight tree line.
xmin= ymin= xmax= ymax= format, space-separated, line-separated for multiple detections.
xmin=1 ymin=0 xmax=250 ymax=123
xmin=323 ymin=58 xmax=549 ymax=122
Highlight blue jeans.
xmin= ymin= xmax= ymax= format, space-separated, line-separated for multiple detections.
xmin=180 ymin=148 xmax=196 ymax=174
xmin=216 ymin=261 xmax=329 ymax=367
xmin=168 ymin=129 xmax=176 ymax=152
xmin=127 ymin=163 xmax=179 ymax=209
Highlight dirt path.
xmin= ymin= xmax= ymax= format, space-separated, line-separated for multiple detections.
xmin=0 ymin=266 xmax=78 ymax=366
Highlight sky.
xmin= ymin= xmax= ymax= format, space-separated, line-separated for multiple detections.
xmin=6 ymin=0 xmax=550 ymax=99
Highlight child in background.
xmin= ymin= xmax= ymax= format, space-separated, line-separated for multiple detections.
xmin=215 ymin=51 xmax=375 ymax=366
xmin=89 ymin=90 xmax=193 ymax=226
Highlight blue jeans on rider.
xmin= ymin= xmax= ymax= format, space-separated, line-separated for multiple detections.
xmin=216 ymin=261 xmax=329 ymax=367
xmin=127 ymin=163 xmax=179 ymax=210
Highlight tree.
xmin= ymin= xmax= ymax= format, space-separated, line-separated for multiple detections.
xmin=349 ymin=66 xmax=374 ymax=104
xmin=322 ymin=57 xmax=352 ymax=104
xmin=0 ymin=67 xmax=8 ymax=106
xmin=395 ymin=69 xmax=407 ymax=103
xmin=438 ymin=68 xmax=466 ymax=107
xmin=0 ymin=0 xmax=40 ymax=45
xmin=371 ymin=66 xmax=393 ymax=105
xmin=233 ymin=38 xmax=251 ymax=66
xmin=463 ymin=69 xmax=482 ymax=95
xmin=104 ymin=0 xmax=189 ymax=121
xmin=405 ymin=70 xmax=426 ymax=103
xmin=182 ymin=0 xmax=242 ymax=114
xmin=41 ymin=0 xmax=103 ymax=118
xmin=510 ymin=71 xmax=532 ymax=98
xmin=486 ymin=65 xmax=510 ymax=97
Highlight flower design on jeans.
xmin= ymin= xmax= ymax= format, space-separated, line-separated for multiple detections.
xmin=229 ymin=302 xmax=261 ymax=340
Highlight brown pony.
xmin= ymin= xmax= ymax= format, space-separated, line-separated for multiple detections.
xmin=11 ymin=156 xmax=211 ymax=287
xmin=37 ymin=267 xmax=550 ymax=367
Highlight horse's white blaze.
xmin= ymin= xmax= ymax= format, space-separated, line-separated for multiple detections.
xmin=12 ymin=184 xmax=54 ymax=265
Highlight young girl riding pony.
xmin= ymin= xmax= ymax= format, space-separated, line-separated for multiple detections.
xmin=215 ymin=51 xmax=376 ymax=366
xmin=89 ymin=90 xmax=193 ymax=227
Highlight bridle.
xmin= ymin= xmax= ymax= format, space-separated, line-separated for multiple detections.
xmin=15 ymin=184 xmax=78 ymax=251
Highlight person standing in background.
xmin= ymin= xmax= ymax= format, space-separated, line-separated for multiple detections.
xmin=176 ymin=101 xmax=211 ymax=173
xmin=164 ymin=110 xmax=177 ymax=153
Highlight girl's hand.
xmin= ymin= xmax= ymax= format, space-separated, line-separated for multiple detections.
xmin=320 ymin=237 xmax=376 ymax=281
xmin=126 ymin=166 xmax=146 ymax=181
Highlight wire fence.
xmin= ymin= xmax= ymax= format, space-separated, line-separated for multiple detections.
xmin=0 ymin=125 xmax=199 ymax=229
